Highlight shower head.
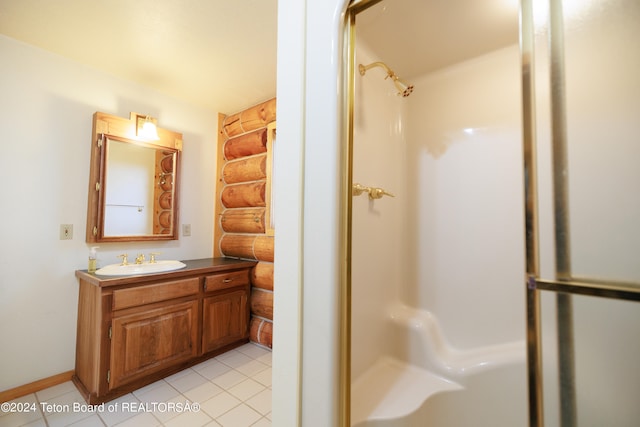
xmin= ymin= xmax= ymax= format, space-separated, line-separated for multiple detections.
xmin=358 ymin=62 xmax=414 ymax=97
xmin=393 ymin=78 xmax=414 ymax=98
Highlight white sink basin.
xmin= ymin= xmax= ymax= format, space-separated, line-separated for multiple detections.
xmin=95 ymin=260 xmax=186 ymax=276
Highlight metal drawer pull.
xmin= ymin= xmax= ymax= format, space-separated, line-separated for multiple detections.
xmin=223 ymin=278 xmax=233 ymax=283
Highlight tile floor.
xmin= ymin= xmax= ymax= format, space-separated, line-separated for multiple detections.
xmin=1 ymin=343 xmax=272 ymax=427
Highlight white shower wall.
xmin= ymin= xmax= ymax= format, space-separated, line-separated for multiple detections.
xmin=352 ymin=43 xmax=525 ymax=379
xmin=352 ymin=45 xmax=408 ymax=381
xmin=403 ymin=44 xmax=525 ymax=349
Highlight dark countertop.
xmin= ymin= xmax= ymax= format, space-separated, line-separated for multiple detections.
xmin=76 ymin=257 xmax=257 ymax=287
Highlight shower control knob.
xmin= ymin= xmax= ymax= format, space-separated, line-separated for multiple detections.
xmin=368 ymin=187 xmax=395 ymax=200
xmin=352 ymin=183 xmax=370 ymax=196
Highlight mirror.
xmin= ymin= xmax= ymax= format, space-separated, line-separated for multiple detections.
xmin=86 ymin=112 xmax=183 ymax=242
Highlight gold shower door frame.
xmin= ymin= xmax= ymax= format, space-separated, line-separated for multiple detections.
xmin=521 ymin=0 xmax=640 ymax=426
xmin=340 ymin=1 xmax=386 ymax=426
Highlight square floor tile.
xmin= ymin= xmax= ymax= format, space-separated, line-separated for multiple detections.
xmin=134 ymin=381 xmax=180 ymax=403
xmin=35 ymin=381 xmax=78 ymax=401
xmin=215 ymin=403 xmax=261 ymax=427
xmin=163 ymin=407 xmax=212 ymax=427
xmin=144 ymin=395 xmax=186 ymax=424
xmin=255 ymin=351 xmax=272 ymax=366
xmin=214 ymin=350 xmax=240 ymax=362
xmin=193 ymin=359 xmax=232 ymax=381
xmin=111 ymin=412 xmax=160 ymax=427
xmin=211 ymin=369 xmax=247 ymax=390
xmin=235 ymin=344 xmax=270 ymax=360
xmin=132 ymin=379 xmax=168 ymax=398
xmin=20 ymin=418 xmax=47 ymax=427
xmin=165 ymin=370 xmax=208 ymax=394
xmin=227 ymin=378 xmax=265 ymax=401
xmin=251 ymin=418 xmax=272 ymax=427
xmin=251 ymin=367 xmax=272 ymax=387
xmin=41 ymin=390 xmax=94 ymax=427
xmin=200 ymin=392 xmax=241 ymax=419
xmin=245 ymin=389 xmax=271 ymax=416
xmin=96 ymin=393 xmax=139 ymax=426
xmin=234 ymin=360 xmax=269 ymax=377
xmin=183 ymin=381 xmax=224 ymax=404
xmin=0 ymin=394 xmax=43 ymax=427
xmin=217 ymin=352 xmax=253 ymax=369
xmin=68 ymin=414 xmax=106 ymax=426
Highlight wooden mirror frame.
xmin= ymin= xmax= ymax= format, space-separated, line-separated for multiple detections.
xmin=86 ymin=111 xmax=183 ymax=243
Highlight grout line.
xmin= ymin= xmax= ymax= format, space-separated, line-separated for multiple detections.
xmin=15 ymin=344 xmax=271 ymax=427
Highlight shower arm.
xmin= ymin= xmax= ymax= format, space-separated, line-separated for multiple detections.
xmin=358 ymin=62 xmax=397 ymax=80
xmin=358 ymin=61 xmax=414 ymax=97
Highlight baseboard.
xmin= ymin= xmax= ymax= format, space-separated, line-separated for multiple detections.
xmin=0 ymin=371 xmax=74 ymax=403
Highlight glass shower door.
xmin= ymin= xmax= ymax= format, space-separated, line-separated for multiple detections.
xmin=521 ymin=0 xmax=640 ymax=425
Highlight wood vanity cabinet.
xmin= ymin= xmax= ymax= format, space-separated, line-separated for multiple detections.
xmin=202 ymin=269 xmax=251 ymax=353
xmin=73 ymin=258 xmax=255 ymax=404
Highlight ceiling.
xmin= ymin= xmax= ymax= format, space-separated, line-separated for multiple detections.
xmin=0 ymin=0 xmax=278 ymax=114
xmin=0 ymin=0 xmax=518 ymax=115
xmin=356 ymin=0 xmax=519 ymax=81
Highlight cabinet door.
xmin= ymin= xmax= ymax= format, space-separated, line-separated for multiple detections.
xmin=202 ymin=289 xmax=249 ymax=354
xmin=110 ymin=300 xmax=198 ymax=390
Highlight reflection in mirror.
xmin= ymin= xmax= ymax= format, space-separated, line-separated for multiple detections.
xmin=86 ymin=112 xmax=183 ymax=243
xmin=103 ymin=138 xmax=176 ymax=236
xmin=265 ymin=121 xmax=276 ymax=235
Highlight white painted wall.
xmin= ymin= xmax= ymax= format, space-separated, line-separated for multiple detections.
xmin=272 ymin=0 xmax=348 ymax=425
xmin=0 ymin=35 xmax=219 ymax=391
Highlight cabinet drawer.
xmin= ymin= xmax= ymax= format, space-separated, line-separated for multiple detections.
xmin=205 ymin=269 xmax=250 ymax=292
xmin=112 ymin=278 xmax=199 ymax=310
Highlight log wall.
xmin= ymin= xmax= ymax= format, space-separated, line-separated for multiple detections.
xmin=215 ymin=98 xmax=276 ymax=349
xmin=153 ymin=151 xmax=175 ymax=234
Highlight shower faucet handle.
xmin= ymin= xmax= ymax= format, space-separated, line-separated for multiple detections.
xmin=353 ymin=183 xmax=395 ymax=200
xmin=368 ymin=187 xmax=395 ymax=200
xmin=352 ymin=183 xmax=370 ymax=196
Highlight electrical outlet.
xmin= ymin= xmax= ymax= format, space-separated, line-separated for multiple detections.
xmin=182 ymin=224 xmax=191 ymax=236
xmin=60 ymin=224 xmax=73 ymax=240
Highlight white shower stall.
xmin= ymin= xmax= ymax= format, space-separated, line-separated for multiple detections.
xmin=270 ymin=0 xmax=640 ymax=425
xmin=347 ymin=0 xmax=640 ymax=426
xmin=350 ymin=21 xmax=527 ymax=427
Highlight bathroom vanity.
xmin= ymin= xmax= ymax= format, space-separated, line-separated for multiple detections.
xmin=73 ymin=257 xmax=255 ymax=404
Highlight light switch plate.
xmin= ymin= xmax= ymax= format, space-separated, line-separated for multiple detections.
xmin=60 ymin=224 xmax=73 ymax=240
xmin=182 ymin=224 xmax=191 ymax=236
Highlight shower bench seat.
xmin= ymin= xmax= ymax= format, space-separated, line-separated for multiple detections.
xmin=351 ymin=356 xmax=462 ymax=426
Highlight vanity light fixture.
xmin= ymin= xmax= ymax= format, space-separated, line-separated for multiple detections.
xmin=136 ymin=115 xmax=160 ymax=140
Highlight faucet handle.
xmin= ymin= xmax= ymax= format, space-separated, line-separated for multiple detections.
xmin=369 ymin=187 xmax=395 ymax=200
xmin=117 ymin=253 xmax=129 ymax=265
xmin=149 ymin=252 xmax=161 ymax=264
xmin=352 ymin=183 xmax=371 ymax=196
